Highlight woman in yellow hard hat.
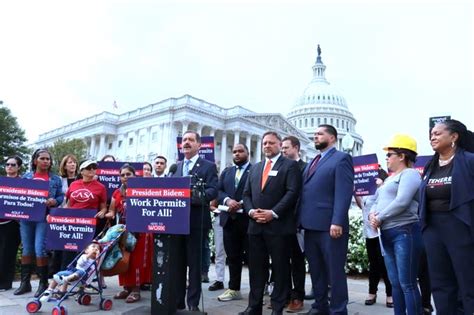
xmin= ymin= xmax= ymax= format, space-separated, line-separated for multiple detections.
xmin=369 ymin=134 xmax=423 ymax=315
xmin=419 ymin=119 xmax=474 ymax=315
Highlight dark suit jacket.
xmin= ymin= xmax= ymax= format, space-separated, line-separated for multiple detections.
xmin=243 ymin=155 xmax=301 ymax=235
xmin=217 ymin=163 xmax=252 ymax=228
xmin=419 ymin=149 xmax=474 ymax=239
xmin=297 ymin=148 xmax=354 ymax=231
xmin=172 ymin=156 xmax=218 ymax=230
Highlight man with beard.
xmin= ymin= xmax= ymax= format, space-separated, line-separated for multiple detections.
xmin=172 ymin=131 xmax=218 ymax=312
xmin=239 ymin=131 xmax=301 ymax=315
xmin=216 ymin=143 xmax=252 ymax=301
xmin=297 ymin=125 xmax=354 ymax=315
xmin=281 ymin=136 xmax=307 ymax=313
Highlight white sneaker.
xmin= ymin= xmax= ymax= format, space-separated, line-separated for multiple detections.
xmin=217 ymin=289 xmax=242 ymax=302
xmin=39 ymin=289 xmax=52 ymax=302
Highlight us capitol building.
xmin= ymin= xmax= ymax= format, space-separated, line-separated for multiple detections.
xmin=35 ymin=46 xmax=363 ymax=171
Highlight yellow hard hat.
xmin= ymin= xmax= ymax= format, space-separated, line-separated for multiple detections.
xmin=383 ymin=134 xmax=417 ymax=154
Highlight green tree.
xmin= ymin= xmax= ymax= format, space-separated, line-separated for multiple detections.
xmin=47 ymin=138 xmax=88 ymax=173
xmin=0 ymin=103 xmax=30 ymax=175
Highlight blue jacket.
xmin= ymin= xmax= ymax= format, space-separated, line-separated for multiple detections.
xmin=419 ymin=149 xmax=474 ymax=239
xmin=23 ymin=171 xmax=65 ymax=214
xmin=297 ymin=148 xmax=354 ymax=231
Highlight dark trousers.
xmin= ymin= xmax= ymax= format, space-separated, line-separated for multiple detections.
xmin=175 ymin=228 xmax=204 ymax=309
xmin=305 ymin=230 xmax=349 ymax=315
xmin=202 ymin=229 xmax=210 ymax=274
xmin=0 ymin=221 xmax=20 ymax=288
xmin=289 ymin=234 xmax=306 ymax=300
xmin=418 ymin=249 xmax=432 ymax=309
xmin=248 ymin=234 xmax=290 ymax=312
xmin=223 ymin=218 xmax=248 ymax=291
xmin=365 ymin=237 xmax=392 ymax=296
xmin=423 ymin=211 xmax=474 ymax=315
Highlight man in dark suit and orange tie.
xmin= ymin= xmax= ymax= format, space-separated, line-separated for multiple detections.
xmin=172 ymin=130 xmax=218 ymax=312
xmin=298 ymin=125 xmax=354 ymax=315
xmin=216 ymin=143 xmax=251 ymax=302
xmin=239 ymin=131 xmax=302 ymax=315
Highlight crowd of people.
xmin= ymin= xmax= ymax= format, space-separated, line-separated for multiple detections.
xmin=0 ymin=119 xmax=473 ymax=315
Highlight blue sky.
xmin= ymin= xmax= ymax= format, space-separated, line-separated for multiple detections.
xmin=1 ymin=0 xmax=472 ymax=160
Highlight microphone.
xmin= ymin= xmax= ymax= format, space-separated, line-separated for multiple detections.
xmin=168 ymin=164 xmax=177 ymax=177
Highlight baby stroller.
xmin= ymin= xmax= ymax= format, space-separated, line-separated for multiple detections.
xmin=26 ymin=224 xmax=129 ymax=315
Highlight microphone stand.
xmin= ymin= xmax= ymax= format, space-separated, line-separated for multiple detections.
xmin=185 ymin=174 xmax=208 ymax=315
xmin=151 ymin=175 xmax=209 ymax=315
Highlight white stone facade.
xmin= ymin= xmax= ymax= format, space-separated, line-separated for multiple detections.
xmin=35 ymin=95 xmax=316 ymax=171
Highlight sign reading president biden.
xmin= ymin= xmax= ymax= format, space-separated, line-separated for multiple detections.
xmin=125 ymin=177 xmax=191 ymax=235
xmin=0 ymin=177 xmax=49 ymax=221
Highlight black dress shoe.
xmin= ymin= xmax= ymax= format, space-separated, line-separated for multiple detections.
xmin=189 ymin=306 xmax=200 ymax=311
xmin=208 ymin=280 xmax=224 ymax=291
xmin=238 ymin=306 xmax=262 ymax=315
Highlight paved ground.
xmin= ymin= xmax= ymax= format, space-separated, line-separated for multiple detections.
xmin=0 ymin=266 xmax=395 ymax=315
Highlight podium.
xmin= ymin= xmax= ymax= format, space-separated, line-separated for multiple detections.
xmin=125 ymin=177 xmax=207 ymax=315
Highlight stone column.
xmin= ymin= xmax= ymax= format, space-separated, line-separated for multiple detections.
xmin=98 ymin=134 xmax=106 ymax=159
xmin=255 ymin=136 xmax=262 ymax=163
xmin=246 ymin=133 xmax=252 ymax=152
xmin=233 ymin=130 xmax=240 ymax=146
xmin=209 ymin=128 xmax=215 ymax=137
xmin=89 ymin=136 xmax=96 ymax=159
xmin=181 ymin=121 xmax=189 ymax=136
xmin=220 ymin=131 xmax=227 ymax=170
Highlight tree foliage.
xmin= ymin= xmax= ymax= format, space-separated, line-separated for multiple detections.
xmin=0 ymin=105 xmax=30 ymax=175
xmin=47 ymin=138 xmax=88 ymax=173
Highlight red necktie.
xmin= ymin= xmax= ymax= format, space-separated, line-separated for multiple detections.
xmin=261 ymin=160 xmax=272 ymax=190
xmin=306 ymin=154 xmax=321 ymax=179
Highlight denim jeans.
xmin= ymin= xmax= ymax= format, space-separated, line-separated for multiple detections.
xmin=381 ymin=222 xmax=423 ymax=315
xmin=19 ymin=220 xmax=48 ymax=257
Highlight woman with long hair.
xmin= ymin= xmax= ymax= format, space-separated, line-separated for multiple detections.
xmin=106 ymin=164 xmax=152 ymax=303
xmin=0 ymin=156 xmax=23 ymax=291
xmin=369 ymin=135 xmax=423 ymax=315
xmin=419 ymin=119 xmax=474 ymax=314
xmin=15 ymin=149 xmax=64 ymax=297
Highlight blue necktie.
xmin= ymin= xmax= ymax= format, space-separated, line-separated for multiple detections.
xmin=183 ymin=160 xmax=191 ymax=176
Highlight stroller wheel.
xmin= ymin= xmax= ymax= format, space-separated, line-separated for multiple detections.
xmin=51 ymin=306 xmax=67 ymax=315
xmin=78 ymin=294 xmax=92 ymax=305
xmin=26 ymin=300 xmax=41 ymax=313
xmin=100 ymin=298 xmax=113 ymax=311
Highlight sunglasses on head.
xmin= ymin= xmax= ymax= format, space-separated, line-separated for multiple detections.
xmin=5 ymin=163 xmax=17 ymax=167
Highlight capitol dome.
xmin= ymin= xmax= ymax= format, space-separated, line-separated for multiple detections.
xmin=287 ymin=45 xmax=364 ymax=155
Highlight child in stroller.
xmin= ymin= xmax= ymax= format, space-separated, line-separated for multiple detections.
xmin=40 ymin=242 xmax=101 ymax=301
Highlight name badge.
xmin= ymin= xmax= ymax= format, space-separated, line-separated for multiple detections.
xmin=269 ymin=170 xmax=278 ymax=176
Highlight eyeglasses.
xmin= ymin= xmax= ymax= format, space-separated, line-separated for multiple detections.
xmin=84 ymin=165 xmax=97 ymax=170
xmin=5 ymin=163 xmax=17 ymax=167
xmin=386 ymin=152 xmax=398 ymax=158
xmin=120 ymin=172 xmax=133 ymax=177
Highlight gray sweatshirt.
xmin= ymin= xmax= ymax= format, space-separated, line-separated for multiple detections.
xmin=370 ymin=168 xmax=421 ymax=230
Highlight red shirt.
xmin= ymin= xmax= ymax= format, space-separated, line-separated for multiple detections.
xmin=33 ymin=172 xmax=49 ymax=181
xmin=66 ymin=180 xmax=107 ymax=210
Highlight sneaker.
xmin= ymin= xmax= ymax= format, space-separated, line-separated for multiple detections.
xmin=39 ymin=289 xmax=52 ymax=302
xmin=267 ymin=282 xmax=274 ymax=296
xmin=217 ymin=289 xmax=242 ymax=302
